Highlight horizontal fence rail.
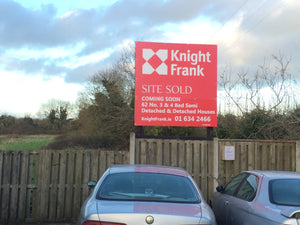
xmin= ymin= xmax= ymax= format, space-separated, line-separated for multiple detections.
xmin=0 ymin=137 xmax=299 ymax=224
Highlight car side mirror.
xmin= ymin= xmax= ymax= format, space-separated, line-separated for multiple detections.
xmin=216 ymin=185 xmax=224 ymax=192
xmin=87 ymin=181 xmax=97 ymax=188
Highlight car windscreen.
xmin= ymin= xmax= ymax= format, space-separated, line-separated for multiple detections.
xmin=97 ymin=172 xmax=200 ymax=203
xmin=269 ymin=179 xmax=300 ymax=206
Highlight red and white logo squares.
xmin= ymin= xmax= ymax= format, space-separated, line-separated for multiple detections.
xmin=142 ymin=49 xmax=168 ymax=75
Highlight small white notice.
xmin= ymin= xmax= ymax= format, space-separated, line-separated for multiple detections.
xmin=222 ymin=146 xmax=235 ymax=160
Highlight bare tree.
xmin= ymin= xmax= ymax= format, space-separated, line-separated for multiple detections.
xmin=37 ymin=99 xmax=73 ymax=119
xmin=219 ymin=53 xmax=295 ymax=115
xmin=217 ymin=54 xmax=299 ymax=140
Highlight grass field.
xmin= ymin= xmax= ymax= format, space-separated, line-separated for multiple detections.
xmin=0 ymin=135 xmax=56 ymax=150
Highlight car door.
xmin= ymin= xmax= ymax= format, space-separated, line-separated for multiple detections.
xmin=226 ymin=174 xmax=259 ymax=225
xmin=213 ymin=173 xmax=248 ymax=225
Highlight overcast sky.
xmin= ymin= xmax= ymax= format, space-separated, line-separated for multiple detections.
xmin=0 ymin=0 xmax=299 ymax=117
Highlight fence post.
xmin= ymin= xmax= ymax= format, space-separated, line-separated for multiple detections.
xmin=130 ymin=132 xmax=136 ymax=164
xmin=296 ymin=141 xmax=300 ymax=172
xmin=213 ymin=138 xmax=219 ymax=188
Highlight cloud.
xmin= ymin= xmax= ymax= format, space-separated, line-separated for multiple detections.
xmin=0 ymin=1 xmax=56 ymax=47
xmin=0 ymin=71 xmax=83 ymax=116
xmin=1 ymin=55 xmax=66 ymax=78
xmin=0 ymin=0 xmax=300 ymax=86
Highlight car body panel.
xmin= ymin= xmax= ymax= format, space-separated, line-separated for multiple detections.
xmin=97 ymin=200 xmax=202 ymax=215
xmin=210 ymin=170 xmax=300 ymax=225
xmin=96 ymin=201 xmax=201 ymax=225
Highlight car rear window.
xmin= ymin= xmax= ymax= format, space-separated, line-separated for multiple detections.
xmin=269 ymin=179 xmax=300 ymax=206
xmin=97 ymin=172 xmax=200 ymax=203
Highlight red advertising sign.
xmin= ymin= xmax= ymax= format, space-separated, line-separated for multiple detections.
xmin=135 ymin=41 xmax=217 ymax=127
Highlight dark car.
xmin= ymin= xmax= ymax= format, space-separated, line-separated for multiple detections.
xmin=210 ymin=170 xmax=300 ymax=225
xmin=77 ymin=164 xmax=216 ymax=225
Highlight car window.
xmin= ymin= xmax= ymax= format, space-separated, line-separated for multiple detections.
xmin=236 ymin=174 xmax=258 ymax=201
xmin=269 ymin=179 xmax=300 ymax=206
xmin=97 ymin=172 xmax=200 ymax=203
xmin=223 ymin=173 xmax=248 ymax=196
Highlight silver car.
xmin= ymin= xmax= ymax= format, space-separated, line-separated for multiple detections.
xmin=77 ymin=164 xmax=216 ymax=225
xmin=210 ymin=170 xmax=300 ymax=225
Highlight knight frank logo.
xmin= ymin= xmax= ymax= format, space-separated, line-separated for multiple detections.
xmin=142 ymin=48 xmax=168 ymax=75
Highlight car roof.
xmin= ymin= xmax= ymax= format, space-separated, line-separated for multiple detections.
xmin=108 ymin=164 xmax=190 ymax=177
xmin=245 ymin=170 xmax=300 ymax=179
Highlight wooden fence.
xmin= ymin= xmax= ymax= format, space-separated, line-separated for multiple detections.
xmin=1 ymin=137 xmax=300 ymax=224
xmin=132 ymin=137 xmax=216 ymax=203
xmin=0 ymin=149 xmax=129 ymax=224
xmin=133 ymin=137 xmax=300 ymax=200
xmin=217 ymin=140 xmax=299 ymax=185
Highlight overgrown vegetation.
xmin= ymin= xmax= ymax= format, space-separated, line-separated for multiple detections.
xmin=0 ymin=135 xmax=55 ymax=150
xmin=76 ymin=68 xmax=135 ymax=149
xmin=1 ymin=52 xmax=299 ymax=150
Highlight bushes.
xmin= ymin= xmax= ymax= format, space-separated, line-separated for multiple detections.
xmin=44 ymin=134 xmax=116 ymax=150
